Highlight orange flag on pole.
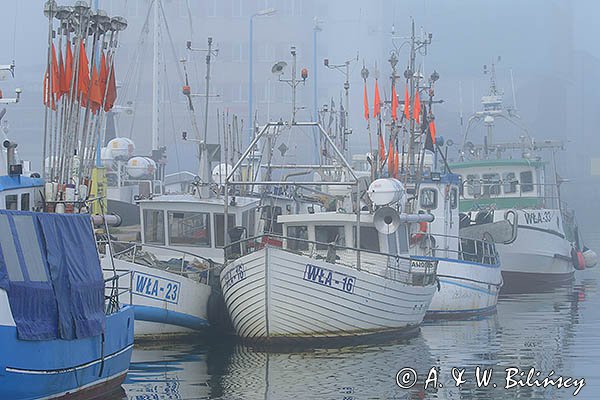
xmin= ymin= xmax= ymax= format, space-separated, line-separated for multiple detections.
xmin=89 ymin=64 xmax=102 ymax=113
xmin=43 ymin=43 xmax=60 ymax=110
xmin=387 ymin=138 xmax=395 ymax=176
xmin=413 ymin=89 xmax=421 ymax=124
xmin=404 ymin=85 xmax=410 ymax=120
xmin=63 ymin=42 xmax=73 ymax=96
xmin=373 ymin=79 xmax=381 ymax=118
xmin=391 ymin=84 xmax=398 ymax=121
xmin=104 ymin=57 xmax=117 ymax=112
xmin=363 ymin=81 xmax=369 ymax=120
xmin=77 ymin=41 xmax=90 ymax=98
xmin=429 ymin=119 xmax=437 ymax=145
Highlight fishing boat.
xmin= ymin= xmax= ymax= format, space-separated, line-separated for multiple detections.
xmin=218 ymin=46 xmax=439 ymax=344
xmin=449 ymin=60 xmax=596 ymax=291
xmin=365 ymin=23 xmax=502 ymax=317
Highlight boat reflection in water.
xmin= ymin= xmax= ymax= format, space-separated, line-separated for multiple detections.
xmin=122 ymin=343 xmax=211 ymax=400
xmin=420 ymin=280 xmax=587 ymax=399
xmin=118 ymin=277 xmax=592 ymax=399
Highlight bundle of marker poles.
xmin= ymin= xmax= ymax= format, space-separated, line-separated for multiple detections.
xmin=42 ymin=0 xmax=127 ymax=214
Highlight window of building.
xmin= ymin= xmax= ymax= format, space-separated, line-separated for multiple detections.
xmin=5 ymin=195 xmax=17 ymax=210
xmin=169 ymin=211 xmax=210 ymax=247
xmin=214 ymin=213 xmax=236 ymax=248
xmin=231 ymin=0 xmax=243 ymax=17
xmin=13 ymin=215 xmax=48 ymax=282
xmin=315 ymin=225 xmax=345 ymax=250
xmin=143 ymin=209 xmax=165 ymax=245
xmin=482 ymin=173 xmax=501 ymax=196
xmin=503 ymin=172 xmax=517 ymax=194
xmin=520 ymin=171 xmax=534 ymax=193
xmin=287 ymin=225 xmax=309 ymax=251
xmin=420 ymin=188 xmax=438 ymax=210
xmin=20 ymin=193 xmax=30 ymax=211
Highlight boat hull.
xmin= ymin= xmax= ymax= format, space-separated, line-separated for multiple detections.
xmin=103 ymin=258 xmax=211 ymax=337
xmin=427 ymin=258 xmax=502 ymax=317
xmin=497 ymin=217 xmax=574 ymax=292
xmin=0 ymin=298 xmax=134 ymax=400
xmin=220 ymin=246 xmax=436 ymax=343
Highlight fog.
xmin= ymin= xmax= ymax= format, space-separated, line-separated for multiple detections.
xmin=0 ymin=0 xmax=599 ymax=232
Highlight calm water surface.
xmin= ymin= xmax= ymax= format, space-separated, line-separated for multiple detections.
xmin=119 ymin=257 xmax=600 ymax=399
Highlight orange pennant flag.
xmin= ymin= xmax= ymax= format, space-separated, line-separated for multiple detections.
xmin=387 ymin=138 xmax=395 ymax=176
xmin=391 ymin=84 xmax=398 ymax=121
xmin=429 ymin=119 xmax=437 ymax=145
xmin=77 ymin=41 xmax=90 ymax=98
xmin=104 ymin=57 xmax=117 ymax=112
xmin=413 ymin=89 xmax=421 ymax=124
xmin=100 ymin=51 xmax=108 ymax=100
xmin=43 ymin=44 xmax=60 ymax=110
xmin=57 ymin=44 xmax=65 ymax=100
xmin=90 ymin=64 xmax=102 ymax=114
xmin=404 ymin=85 xmax=410 ymax=120
xmin=63 ymin=42 xmax=73 ymax=96
xmin=363 ymin=81 xmax=369 ymax=120
xmin=43 ymin=73 xmax=56 ymax=110
xmin=373 ymin=79 xmax=381 ymax=118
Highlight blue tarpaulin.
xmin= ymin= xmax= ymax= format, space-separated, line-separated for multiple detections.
xmin=0 ymin=210 xmax=105 ymax=341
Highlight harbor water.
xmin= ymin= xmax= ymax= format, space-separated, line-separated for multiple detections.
xmin=116 ymin=236 xmax=600 ymax=400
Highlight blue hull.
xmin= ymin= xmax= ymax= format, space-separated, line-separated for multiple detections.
xmin=0 ymin=306 xmax=134 ymax=400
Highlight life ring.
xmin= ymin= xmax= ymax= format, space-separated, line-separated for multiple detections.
xmin=571 ymin=247 xmax=586 ymax=271
xmin=410 ymin=221 xmax=428 ymax=244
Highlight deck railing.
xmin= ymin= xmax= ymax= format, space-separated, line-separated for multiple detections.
xmin=415 ymin=232 xmax=500 ymax=266
xmin=98 ymin=240 xmax=220 ymax=285
xmin=223 ymin=234 xmax=438 ymax=287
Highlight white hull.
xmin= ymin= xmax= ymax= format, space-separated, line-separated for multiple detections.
xmin=428 ymin=258 xmax=502 ymax=315
xmin=220 ymin=246 xmax=436 ymax=341
xmin=102 ymin=258 xmax=212 ymax=337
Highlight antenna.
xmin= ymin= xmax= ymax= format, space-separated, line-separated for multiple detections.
xmin=510 ymin=68 xmax=517 ymax=111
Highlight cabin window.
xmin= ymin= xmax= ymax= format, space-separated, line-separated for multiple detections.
xmin=450 ymin=188 xmax=458 ymax=209
xmin=168 ymin=211 xmax=211 ymax=247
xmin=242 ymin=209 xmax=256 ymax=238
xmin=20 ymin=193 xmax=30 ymax=211
xmin=0 ymin=215 xmax=24 ymax=281
xmin=503 ymin=172 xmax=518 ymax=194
xmin=143 ymin=209 xmax=165 ymax=245
xmin=353 ymin=226 xmax=380 ymax=252
xmin=13 ymin=215 xmax=48 ymax=282
xmin=520 ymin=171 xmax=534 ymax=193
xmin=482 ymin=173 xmax=501 ymax=196
xmin=287 ymin=225 xmax=309 ymax=251
xmin=466 ymin=174 xmax=481 ymax=197
xmin=387 ymin=233 xmax=398 ymax=254
xmin=261 ymin=206 xmax=283 ymax=235
xmin=214 ymin=213 xmax=236 ymax=248
xmin=420 ymin=188 xmax=438 ymax=210
xmin=5 ymin=195 xmax=17 ymax=210
xmin=315 ymin=225 xmax=345 ymax=250
xmin=398 ymin=225 xmax=409 ymax=253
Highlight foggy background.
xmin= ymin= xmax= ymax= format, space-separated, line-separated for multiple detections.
xmin=0 ymin=0 xmax=599 ymax=233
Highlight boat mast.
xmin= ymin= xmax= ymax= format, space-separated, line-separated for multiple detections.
xmin=151 ymin=0 xmax=160 ymax=151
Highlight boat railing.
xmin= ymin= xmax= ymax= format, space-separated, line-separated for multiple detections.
xmin=417 ymin=232 xmax=499 ymax=266
xmin=98 ymin=240 xmax=221 ymax=285
xmin=104 ymin=269 xmax=133 ymax=314
xmin=224 ymin=234 xmax=438 ymax=287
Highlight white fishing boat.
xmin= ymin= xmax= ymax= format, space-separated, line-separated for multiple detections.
xmin=414 ymin=174 xmax=503 ymax=316
xmin=450 ymin=60 xmax=596 ymax=291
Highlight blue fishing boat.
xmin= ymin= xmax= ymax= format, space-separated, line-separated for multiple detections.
xmin=0 ymin=206 xmax=134 ymax=399
xmin=0 ymin=203 xmax=134 ymax=398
